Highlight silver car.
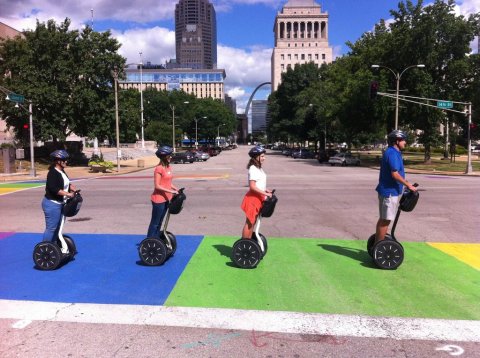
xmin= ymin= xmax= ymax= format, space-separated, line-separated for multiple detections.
xmin=328 ymin=153 xmax=360 ymax=166
xmin=194 ymin=150 xmax=210 ymax=161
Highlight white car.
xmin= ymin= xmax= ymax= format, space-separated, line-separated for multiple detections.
xmin=472 ymin=145 xmax=480 ymax=154
xmin=328 ymin=153 xmax=361 ymax=166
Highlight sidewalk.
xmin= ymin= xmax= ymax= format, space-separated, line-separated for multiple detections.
xmin=0 ymin=155 xmax=160 ymax=182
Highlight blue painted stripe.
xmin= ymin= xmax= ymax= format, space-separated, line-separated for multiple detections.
xmin=0 ymin=233 xmax=204 ymax=305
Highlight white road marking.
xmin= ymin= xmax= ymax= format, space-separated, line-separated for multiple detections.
xmin=11 ymin=319 xmax=32 ymax=329
xmin=1 ymin=299 xmax=479 ymax=342
xmin=435 ymin=344 xmax=465 ymax=356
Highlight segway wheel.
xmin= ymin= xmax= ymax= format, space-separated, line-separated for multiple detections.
xmin=254 ymin=233 xmax=268 ymax=258
xmin=373 ymin=240 xmax=404 ymax=270
xmin=231 ymin=239 xmax=262 ymax=269
xmin=33 ymin=242 xmax=62 ymax=270
xmin=57 ymin=235 xmax=77 ymax=258
xmin=367 ymin=234 xmax=398 ymax=257
xmin=138 ymin=238 xmax=167 ymax=266
xmin=163 ymin=231 xmax=177 ymax=257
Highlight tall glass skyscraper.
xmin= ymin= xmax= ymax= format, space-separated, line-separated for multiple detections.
xmin=175 ymin=0 xmax=217 ymax=69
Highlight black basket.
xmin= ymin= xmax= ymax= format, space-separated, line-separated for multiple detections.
xmin=63 ymin=192 xmax=83 ymax=217
xmin=400 ymin=190 xmax=419 ymax=212
xmin=169 ymin=191 xmax=186 ymax=215
xmin=260 ymin=194 xmax=278 ymax=218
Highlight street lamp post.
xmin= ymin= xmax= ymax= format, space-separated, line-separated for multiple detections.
xmin=170 ymin=104 xmax=176 ymax=152
xmin=466 ymin=103 xmax=473 ymax=174
xmin=194 ymin=116 xmax=207 ymax=149
xmin=371 ymin=64 xmax=425 ymax=130
xmin=139 ymin=52 xmax=145 ymax=150
xmin=28 ymin=101 xmax=35 ymax=177
xmin=112 ymin=68 xmax=121 ymax=172
xmin=217 ymin=123 xmax=225 ymax=147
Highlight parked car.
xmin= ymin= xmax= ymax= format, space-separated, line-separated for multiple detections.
xmin=171 ymin=151 xmax=195 ymax=164
xmin=193 ymin=150 xmax=210 ymax=161
xmin=471 ymin=145 xmax=480 ymax=154
xmin=292 ymin=148 xmax=316 ymax=159
xmin=317 ymin=149 xmax=338 ymax=163
xmin=328 ymin=153 xmax=361 ymax=166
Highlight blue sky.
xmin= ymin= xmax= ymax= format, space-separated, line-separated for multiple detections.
xmin=1 ymin=0 xmax=478 ymax=112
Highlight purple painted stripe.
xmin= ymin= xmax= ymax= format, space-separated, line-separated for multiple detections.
xmin=0 ymin=232 xmax=15 ymax=240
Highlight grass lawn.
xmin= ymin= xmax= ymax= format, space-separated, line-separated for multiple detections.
xmin=357 ymin=151 xmax=480 ymax=172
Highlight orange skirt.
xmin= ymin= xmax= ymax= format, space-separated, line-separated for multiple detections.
xmin=241 ymin=191 xmax=264 ymax=224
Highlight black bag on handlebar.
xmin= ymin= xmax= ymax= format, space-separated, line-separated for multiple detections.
xmin=260 ymin=194 xmax=278 ymax=218
xmin=63 ymin=192 xmax=83 ymax=217
xmin=169 ymin=191 xmax=186 ymax=215
xmin=399 ymin=190 xmax=419 ymax=212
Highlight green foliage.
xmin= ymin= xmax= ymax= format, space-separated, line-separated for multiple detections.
xmin=0 ymin=19 xmax=125 ymax=143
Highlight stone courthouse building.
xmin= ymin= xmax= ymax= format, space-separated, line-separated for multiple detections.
xmin=271 ymin=0 xmax=333 ymax=90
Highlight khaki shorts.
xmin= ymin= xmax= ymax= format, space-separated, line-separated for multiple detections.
xmin=378 ymin=194 xmax=400 ymax=221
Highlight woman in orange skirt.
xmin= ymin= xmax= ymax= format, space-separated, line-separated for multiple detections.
xmin=241 ymin=146 xmax=272 ymax=239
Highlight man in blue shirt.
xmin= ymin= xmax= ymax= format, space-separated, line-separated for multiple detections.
xmin=375 ymin=130 xmax=417 ymax=244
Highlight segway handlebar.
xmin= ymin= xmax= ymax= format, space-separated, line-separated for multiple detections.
xmin=404 ymin=183 xmax=418 ymax=193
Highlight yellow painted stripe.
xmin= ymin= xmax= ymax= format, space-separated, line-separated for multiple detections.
xmin=428 ymin=243 xmax=480 ymax=270
xmin=0 ymin=188 xmax=16 ymax=194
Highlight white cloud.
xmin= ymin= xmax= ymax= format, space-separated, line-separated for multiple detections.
xmin=0 ymin=0 xmax=175 ymax=28
xmin=113 ymin=27 xmax=176 ymax=65
xmin=455 ymin=0 xmax=480 ymax=15
xmin=218 ymin=44 xmax=273 ymax=112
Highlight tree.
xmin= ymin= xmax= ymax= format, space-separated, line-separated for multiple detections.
xmin=0 ymin=19 xmax=125 ymax=145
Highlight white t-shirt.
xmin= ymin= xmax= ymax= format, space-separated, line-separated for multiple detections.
xmin=56 ymin=168 xmax=70 ymax=203
xmin=248 ymin=165 xmax=266 ymax=191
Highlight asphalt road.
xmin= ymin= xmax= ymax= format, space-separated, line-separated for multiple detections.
xmin=1 ymin=145 xmax=479 ymax=357
xmin=1 ymin=145 xmax=479 ymax=242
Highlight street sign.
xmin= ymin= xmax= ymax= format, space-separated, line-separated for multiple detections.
xmin=437 ymin=100 xmax=453 ymax=109
xmin=7 ymin=93 xmax=25 ymax=103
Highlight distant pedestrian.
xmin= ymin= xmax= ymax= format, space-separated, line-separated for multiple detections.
xmin=374 ymin=130 xmax=417 ymax=243
xmin=42 ymin=150 xmax=77 ymax=242
xmin=240 ymin=146 xmax=272 ymax=239
xmin=147 ymin=146 xmax=179 ymax=239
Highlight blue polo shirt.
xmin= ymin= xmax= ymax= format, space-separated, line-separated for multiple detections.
xmin=376 ymin=146 xmax=405 ymax=197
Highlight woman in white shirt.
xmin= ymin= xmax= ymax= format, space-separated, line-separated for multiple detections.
xmin=240 ymin=146 xmax=272 ymax=239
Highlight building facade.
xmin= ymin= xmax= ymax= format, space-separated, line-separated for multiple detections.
xmin=251 ymin=100 xmax=269 ymax=134
xmin=121 ymin=68 xmax=225 ymax=101
xmin=271 ymin=0 xmax=333 ymax=90
xmin=175 ymin=0 xmax=217 ymax=69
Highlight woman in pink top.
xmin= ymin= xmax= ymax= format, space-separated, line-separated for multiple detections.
xmin=147 ymin=146 xmax=179 ymax=239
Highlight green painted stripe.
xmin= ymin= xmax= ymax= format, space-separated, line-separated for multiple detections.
xmin=166 ymin=237 xmax=480 ymax=320
xmin=0 ymin=183 xmax=44 ymax=188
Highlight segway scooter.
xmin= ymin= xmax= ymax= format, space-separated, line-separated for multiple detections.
xmin=367 ymin=184 xmax=419 ymax=270
xmin=33 ymin=190 xmax=83 ymax=270
xmin=231 ymin=190 xmax=278 ymax=269
xmin=138 ymin=188 xmax=186 ymax=266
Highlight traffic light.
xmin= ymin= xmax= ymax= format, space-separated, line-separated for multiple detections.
xmin=21 ymin=123 xmax=29 ymax=141
xmin=370 ymin=81 xmax=379 ymax=100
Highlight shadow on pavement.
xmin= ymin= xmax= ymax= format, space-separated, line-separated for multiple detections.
xmin=318 ymin=244 xmax=377 ymax=268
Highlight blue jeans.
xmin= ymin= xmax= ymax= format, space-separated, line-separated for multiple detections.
xmin=147 ymin=201 xmax=169 ymax=239
xmin=42 ymin=197 xmax=63 ymax=242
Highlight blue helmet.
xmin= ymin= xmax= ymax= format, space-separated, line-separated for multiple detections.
xmin=156 ymin=145 xmax=173 ymax=158
xmin=249 ymin=145 xmax=266 ymax=158
xmin=50 ymin=150 xmax=69 ymax=161
xmin=388 ymin=130 xmax=408 ymax=145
